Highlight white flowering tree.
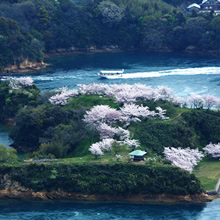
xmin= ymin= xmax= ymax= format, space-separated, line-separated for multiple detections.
xmin=83 ymin=105 xmax=122 ymax=128
xmin=188 ymin=93 xmax=204 ymax=109
xmin=78 ymin=83 xmax=109 ymax=95
xmin=164 ymin=147 xmax=204 ymax=172
xmin=202 ymin=95 xmax=218 ymax=110
xmin=156 ymin=86 xmax=173 ymax=101
xmin=89 ymin=142 xmax=104 ymax=158
xmin=76 ymin=83 xmax=220 ymax=110
xmin=123 ymin=139 xmax=140 ymax=150
xmin=204 ymin=143 xmax=220 ymax=159
xmin=120 ymin=103 xmax=159 ymax=125
xmin=49 ymin=87 xmax=78 ymax=105
xmin=156 ymin=106 xmax=169 ymax=120
xmin=89 ymin=138 xmax=116 ymax=158
xmin=9 ymin=77 xmax=34 ymax=90
xmin=97 ymin=123 xmax=118 ymax=139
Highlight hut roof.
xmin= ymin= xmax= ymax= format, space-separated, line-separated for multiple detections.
xmin=129 ymin=150 xmax=147 ymax=156
xmin=187 ymin=3 xmax=201 ymax=9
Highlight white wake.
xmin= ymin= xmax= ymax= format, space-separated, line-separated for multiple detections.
xmin=105 ymin=67 xmax=220 ymax=79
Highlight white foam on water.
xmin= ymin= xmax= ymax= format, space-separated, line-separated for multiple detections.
xmin=104 ymin=67 xmax=220 ymax=79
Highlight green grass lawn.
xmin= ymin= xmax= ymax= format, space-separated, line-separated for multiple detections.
xmin=193 ymin=158 xmax=220 ymax=191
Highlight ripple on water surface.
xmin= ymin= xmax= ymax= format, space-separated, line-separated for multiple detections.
xmin=0 ymin=199 xmax=220 ymax=219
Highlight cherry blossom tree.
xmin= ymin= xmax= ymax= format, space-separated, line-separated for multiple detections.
xmin=89 ymin=142 xmax=104 ymax=158
xmin=164 ymin=147 xmax=204 ymax=172
xmin=156 ymin=86 xmax=173 ymax=101
xmin=120 ymin=103 xmax=156 ymax=124
xmin=100 ymin=138 xmax=115 ymax=152
xmin=8 ymin=77 xmax=34 ymax=90
xmin=156 ymin=107 xmax=169 ymax=120
xmin=204 ymin=143 xmax=220 ymax=159
xmin=171 ymin=96 xmax=187 ymax=108
xmin=78 ymin=83 xmax=109 ymax=95
xmin=76 ymin=83 xmax=219 ymax=110
xmin=49 ymin=87 xmax=78 ymax=105
xmin=188 ymin=93 xmax=204 ymax=109
xmin=89 ymin=139 xmax=116 ymax=157
xmin=123 ymin=139 xmax=140 ymax=150
xmin=97 ymin=123 xmax=118 ymax=139
xmin=115 ymin=127 xmax=130 ymax=140
xmin=202 ymin=95 xmax=218 ymax=110
xmin=83 ymin=105 xmax=122 ymax=128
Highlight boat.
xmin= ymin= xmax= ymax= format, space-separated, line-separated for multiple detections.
xmin=98 ymin=69 xmax=124 ymax=79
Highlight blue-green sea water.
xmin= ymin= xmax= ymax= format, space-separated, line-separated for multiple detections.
xmin=0 ymin=124 xmax=12 ymax=147
xmin=0 ymin=199 xmax=220 ymax=219
xmin=2 ymin=51 xmax=220 ymax=97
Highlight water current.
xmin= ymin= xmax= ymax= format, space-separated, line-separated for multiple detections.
xmin=2 ymin=51 xmax=220 ymax=97
xmin=0 ymin=199 xmax=220 ymax=219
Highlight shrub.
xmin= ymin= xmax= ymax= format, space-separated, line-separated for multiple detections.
xmin=0 ymin=144 xmax=17 ymax=162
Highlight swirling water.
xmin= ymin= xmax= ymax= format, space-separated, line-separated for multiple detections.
xmin=31 ymin=52 xmax=220 ymax=98
xmin=0 ymin=199 xmax=220 ymax=219
xmin=2 ymin=51 xmax=220 ymax=97
xmin=0 ymin=52 xmax=220 ymax=218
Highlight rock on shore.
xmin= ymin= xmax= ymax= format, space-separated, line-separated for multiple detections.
xmin=1 ymin=59 xmax=49 ymax=73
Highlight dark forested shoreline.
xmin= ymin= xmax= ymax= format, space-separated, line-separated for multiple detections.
xmin=1 ymin=0 xmax=220 ymax=72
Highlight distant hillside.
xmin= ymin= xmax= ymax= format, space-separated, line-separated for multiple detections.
xmin=0 ymin=0 xmax=220 ymax=71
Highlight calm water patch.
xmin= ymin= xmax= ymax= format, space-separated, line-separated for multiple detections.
xmin=0 ymin=124 xmax=12 ymax=147
xmin=0 ymin=199 xmax=220 ymax=219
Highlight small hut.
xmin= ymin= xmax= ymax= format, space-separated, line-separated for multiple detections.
xmin=187 ymin=3 xmax=201 ymax=12
xmin=129 ymin=150 xmax=147 ymax=162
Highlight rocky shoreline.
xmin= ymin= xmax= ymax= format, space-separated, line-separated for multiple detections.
xmin=1 ymin=59 xmax=49 ymax=74
xmin=0 ymin=173 xmax=218 ymax=203
xmin=0 ymin=189 xmax=217 ymax=203
xmin=1 ymin=47 xmax=220 ymax=74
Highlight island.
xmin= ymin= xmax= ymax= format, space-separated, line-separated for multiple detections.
xmin=0 ymin=78 xmax=219 ymax=202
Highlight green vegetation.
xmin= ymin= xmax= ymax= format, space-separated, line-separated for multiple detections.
xmin=0 ymin=144 xmax=17 ymax=162
xmin=194 ymin=158 xmax=220 ymax=191
xmin=0 ymin=163 xmax=203 ymax=195
xmin=0 ymin=81 xmax=40 ymax=122
xmin=1 ymin=0 xmax=220 ymax=70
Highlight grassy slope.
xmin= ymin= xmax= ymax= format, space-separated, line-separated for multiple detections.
xmin=58 ymin=96 xmax=220 ymax=191
xmin=193 ymin=159 xmax=220 ymax=191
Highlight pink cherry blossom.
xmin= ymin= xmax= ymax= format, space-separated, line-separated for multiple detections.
xmin=204 ymin=143 xmax=220 ymax=158
xmin=83 ymin=105 xmax=122 ymax=128
xmin=187 ymin=93 xmax=204 ymax=109
xmin=9 ymin=77 xmax=33 ymax=90
xmin=202 ymin=95 xmax=218 ymax=110
xmin=97 ymin=123 xmax=118 ymax=139
xmin=49 ymin=87 xmax=78 ymax=105
xmin=89 ymin=142 xmax=104 ymax=157
xmin=164 ymin=147 xmax=204 ymax=172
xmin=123 ymin=139 xmax=140 ymax=148
xmin=156 ymin=106 xmax=169 ymax=120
